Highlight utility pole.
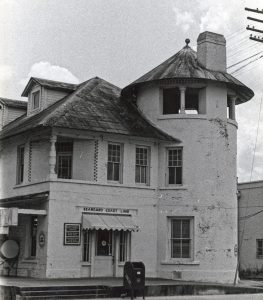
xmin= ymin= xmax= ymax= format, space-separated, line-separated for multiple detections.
xmin=245 ymin=7 xmax=263 ymax=43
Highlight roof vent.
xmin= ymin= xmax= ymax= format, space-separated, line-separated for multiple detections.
xmin=197 ymin=31 xmax=226 ymax=72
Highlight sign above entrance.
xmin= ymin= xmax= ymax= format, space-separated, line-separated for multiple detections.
xmin=82 ymin=207 xmax=131 ymax=215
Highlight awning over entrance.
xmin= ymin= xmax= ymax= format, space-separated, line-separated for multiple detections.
xmin=82 ymin=214 xmax=139 ymax=232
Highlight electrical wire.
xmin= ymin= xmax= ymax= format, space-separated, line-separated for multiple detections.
xmin=231 ymin=55 xmax=263 ymax=74
xmin=226 ymin=28 xmax=247 ymax=39
xmin=227 ymin=51 xmax=263 ymax=68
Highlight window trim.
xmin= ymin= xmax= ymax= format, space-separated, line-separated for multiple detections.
xmin=32 ymin=90 xmax=40 ymax=110
xmin=166 ymin=147 xmax=183 ymax=186
xmin=16 ymin=144 xmax=25 ymax=184
xmin=82 ymin=230 xmax=91 ymax=262
xmin=135 ymin=145 xmax=150 ymax=185
xmin=56 ymin=141 xmax=73 ymax=179
xmin=168 ymin=217 xmax=194 ymax=261
xmin=107 ymin=142 xmax=123 ymax=183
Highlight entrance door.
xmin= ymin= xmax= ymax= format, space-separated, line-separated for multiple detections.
xmin=94 ymin=230 xmax=114 ymax=276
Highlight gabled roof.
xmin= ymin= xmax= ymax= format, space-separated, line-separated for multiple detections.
xmin=0 ymin=98 xmax=27 ymax=109
xmin=0 ymin=77 xmax=177 ymax=142
xmin=21 ymin=77 xmax=79 ymax=97
xmin=122 ymin=45 xmax=254 ymax=104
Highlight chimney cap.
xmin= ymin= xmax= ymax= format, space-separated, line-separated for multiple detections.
xmin=197 ymin=31 xmax=226 ymax=45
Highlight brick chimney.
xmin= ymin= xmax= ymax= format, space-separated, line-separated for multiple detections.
xmin=197 ymin=31 xmax=226 ymax=72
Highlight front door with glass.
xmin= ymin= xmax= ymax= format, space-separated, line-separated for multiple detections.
xmin=94 ymin=230 xmax=114 ymax=276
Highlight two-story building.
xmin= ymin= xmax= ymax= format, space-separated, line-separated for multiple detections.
xmin=0 ymin=31 xmax=254 ymax=283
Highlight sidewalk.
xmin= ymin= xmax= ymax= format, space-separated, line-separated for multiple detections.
xmin=89 ymin=295 xmax=263 ymax=300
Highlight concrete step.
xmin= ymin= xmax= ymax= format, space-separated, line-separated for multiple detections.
xmin=17 ymin=285 xmax=110 ymax=300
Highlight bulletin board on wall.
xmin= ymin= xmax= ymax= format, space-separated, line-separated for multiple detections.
xmin=63 ymin=223 xmax=81 ymax=245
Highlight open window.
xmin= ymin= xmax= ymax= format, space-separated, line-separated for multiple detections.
xmin=163 ymin=88 xmax=180 ymax=114
xmin=162 ymin=87 xmax=200 ymax=115
xmin=185 ymin=88 xmax=199 ymax=114
xmin=227 ymin=95 xmax=236 ymax=120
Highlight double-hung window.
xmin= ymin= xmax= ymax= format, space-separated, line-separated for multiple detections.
xmin=257 ymin=239 xmax=263 ymax=258
xmin=107 ymin=143 xmax=122 ymax=182
xmin=135 ymin=146 xmax=150 ymax=185
xmin=56 ymin=141 xmax=73 ymax=179
xmin=17 ymin=145 xmax=25 ymax=184
xmin=167 ymin=148 xmax=182 ymax=185
xmin=170 ymin=218 xmax=192 ymax=259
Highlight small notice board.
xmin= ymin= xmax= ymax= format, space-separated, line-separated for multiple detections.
xmin=64 ymin=223 xmax=81 ymax=245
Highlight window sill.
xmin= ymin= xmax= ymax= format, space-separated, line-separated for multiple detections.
xmin=107 ymin=180 xmax=122 ymax=185
xmin=159 ymin=186 xmax=188 ymax=190
xmin=158 ymin=114 xmax=207 ymax=120
xmin=81 ymin=262 xmax=91 ymax=266
xmin=161 ymin=260 xmax=200 ymax=266
xmin=21 ymin=259 xmax=38 ymax=264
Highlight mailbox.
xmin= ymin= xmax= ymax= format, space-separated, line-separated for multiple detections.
xmin=123 ymin=261 xmax=145 ymax=299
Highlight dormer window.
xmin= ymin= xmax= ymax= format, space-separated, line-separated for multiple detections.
xmin=162 ymin=87 xmax=200 ymax=115
xmin=32 ymin=91 xmax=40 ymax=109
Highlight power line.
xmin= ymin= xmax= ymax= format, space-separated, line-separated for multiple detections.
xmin=230 ymin=55 xmax=263 ymax=74
xmin=226 ymin=27 xmax=246 ymax=39
xmin=227 ymin=51 xmax=263 ymax=69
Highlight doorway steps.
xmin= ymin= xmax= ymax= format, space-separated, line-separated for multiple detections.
xmin=16 ymin=285 xmax=111 ymax=299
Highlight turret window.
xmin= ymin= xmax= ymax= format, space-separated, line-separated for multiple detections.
xmin=162 ymin=87 xmax=200 ymax=115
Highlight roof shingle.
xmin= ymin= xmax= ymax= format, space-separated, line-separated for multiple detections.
xmin=0 ymin=77 xmax=177 ymax=142
xmin=122 ymin=46 xmax=254 ymax=103
xmin=0 ymin=98 xmax=27 ymax=109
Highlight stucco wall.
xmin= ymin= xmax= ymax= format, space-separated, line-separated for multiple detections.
xmin=46 ymin=183 xmax=158 ymax=278
xmin=137 ymin=82 xmax=238 ymax=283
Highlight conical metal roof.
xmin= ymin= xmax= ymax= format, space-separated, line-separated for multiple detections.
xmin=122 ymin=45 xmax=254 ymax=104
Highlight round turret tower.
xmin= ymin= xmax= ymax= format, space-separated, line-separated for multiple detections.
xmin=122 ymin=32 xmax=254 ymax=283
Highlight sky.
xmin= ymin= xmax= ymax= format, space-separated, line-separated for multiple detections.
xmin=0 ymin=0 xmax=263 ymax=182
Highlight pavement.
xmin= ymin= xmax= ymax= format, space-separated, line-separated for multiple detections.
xmin=2 ymin=277 xmax=263 ymax=299
xmin=89 ymin=296 xmax=263 ymax=300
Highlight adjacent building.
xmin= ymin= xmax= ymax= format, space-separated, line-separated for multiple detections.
xmin=238 ymin=181 xmax=263 ymax=276
xmin=0 ymin=31 xmax=254 ymax=283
